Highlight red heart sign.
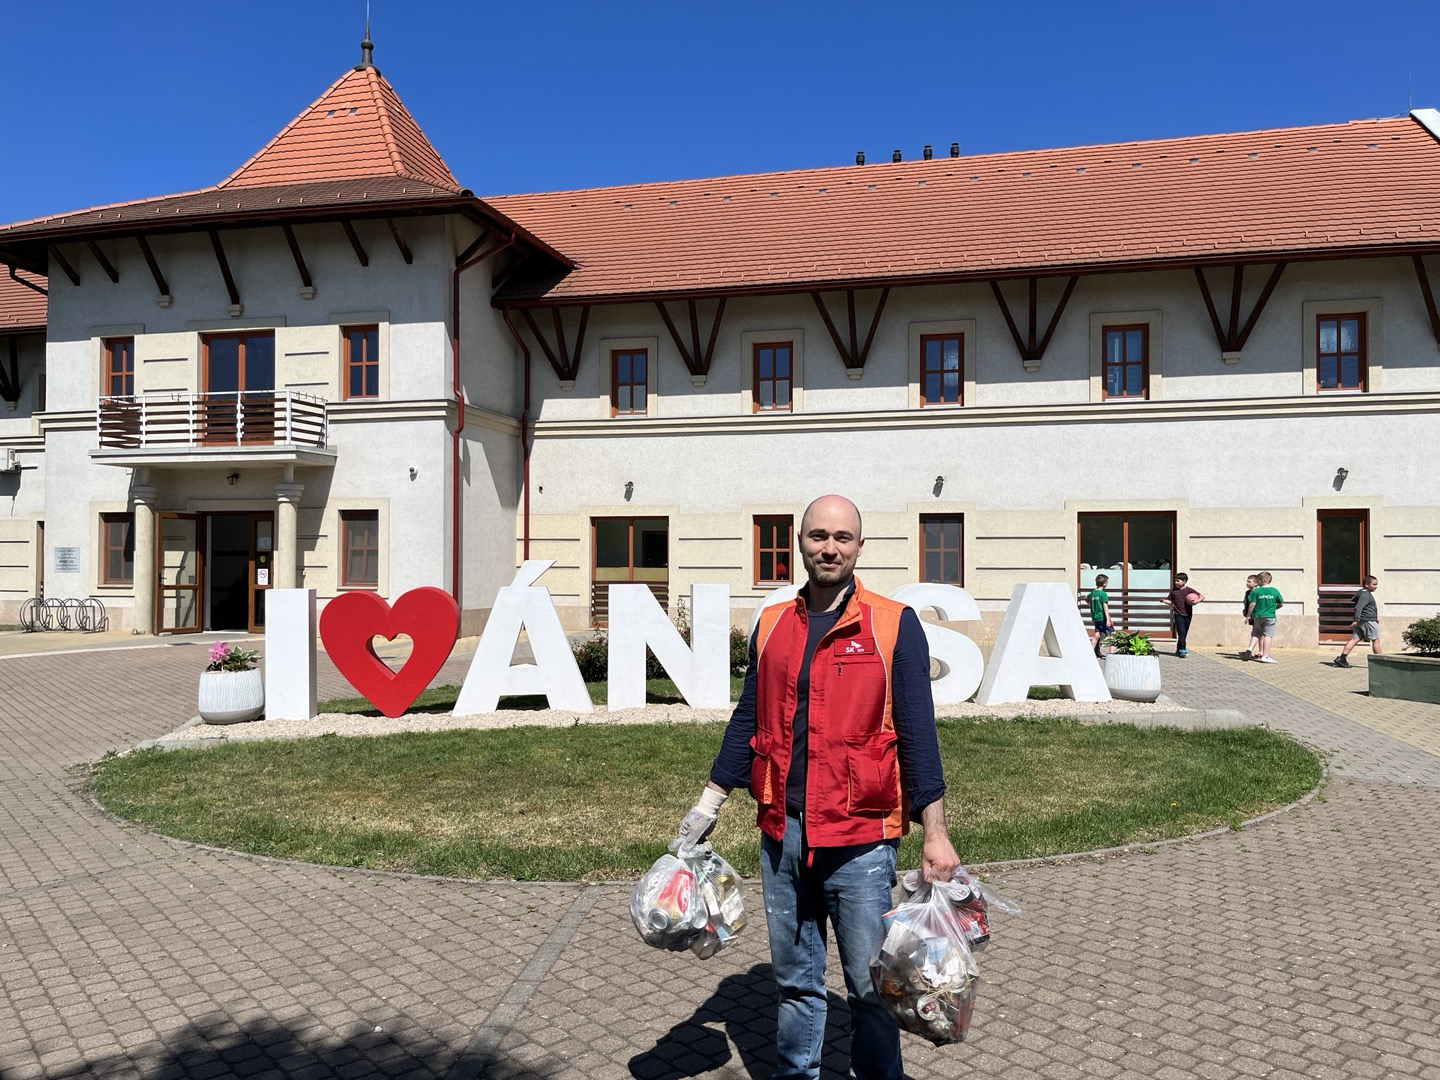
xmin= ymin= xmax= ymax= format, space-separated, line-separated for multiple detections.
xmin=319 ymin=587 xmax=460 ymax=718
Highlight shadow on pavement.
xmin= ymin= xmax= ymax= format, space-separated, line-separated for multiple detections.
xmin=628 ymin=963 xmax=857 ymax=1080
xmin=81 ymin=1013 xmax=562 ymax=1079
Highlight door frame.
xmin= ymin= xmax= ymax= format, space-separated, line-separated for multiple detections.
xmin=1317 ymin=509 xmax=1369 ymax=642
xmin=154 ymin=512 xmax=205 ymax=634
xmin=1077 ymin=511 xmax=1177 ymax=636
xmin=203 ymin=510 xmax=274 ymax=634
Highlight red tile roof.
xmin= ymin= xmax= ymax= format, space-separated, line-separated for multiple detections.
xmin=220 ymin=66 xmax=461 ymax=191
xmin=489 ymin=115 xmax=1440 ymax=304
xmin=0 ymin=271 xmax=46 ymax=332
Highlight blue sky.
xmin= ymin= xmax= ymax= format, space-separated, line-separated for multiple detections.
xmin=3 ymin=1 xmax=1437 ymax=224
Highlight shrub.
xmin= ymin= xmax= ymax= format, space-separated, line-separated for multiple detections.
xmin=730 ymin=626 xmax=751 ymax=677
xmin=571 ymin=633 xmax=609 ymax=682
xmin=1401 ymin=615 xmax=1440 ymax=657
xmin=571 ymin=605 xmax=754 ymax=680
xmin=1102 ymin=629 xmax=1154 ymax=656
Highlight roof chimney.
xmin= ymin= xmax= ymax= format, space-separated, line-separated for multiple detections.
xmin=892 ymin=149 xmax=902 ymax=163
xmin=950 ymin=141 xmax=960 ymax=158
xmin=923 ymin=144 xmax=933 ymax=160
xmin=856 ymin=150 xmax=865 ymax=165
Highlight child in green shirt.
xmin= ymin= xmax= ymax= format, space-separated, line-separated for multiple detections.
xmin=1248 ymin=571 xmax=1284 ymax=663
xmin=1087 ymin=574 xmax=1112 ymax=658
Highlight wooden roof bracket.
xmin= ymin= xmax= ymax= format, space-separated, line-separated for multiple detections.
xmin=7 ymin=265 xmax=46 ymax=297
xmin=135 ymin=236 xmax=171 ymax=304
xmin=656 ymin=298 xmax=727 ymax=383
xmin=811 ymin=288 xmax=889 ymax=377
xmin=989 ymin=275 xmax=1078 ymax=372
xmin=48 ymin=245 xmax=80 ymax=287
xmin=1194 ymin=262 xmax=1285 ymax=361
xmin=1412 ymin=255 xmax=1440 ymax=348
xmin=387 ymin=219 xmax=413 ymax=265
xmin=456 ymin=229 xmax=491 ymax=267
xmin=281 ymin=225 xmax=314 ymax=297
xmin=519 ymin=305 xmax=587 ymax=384
xmin=0 ymin=336 xmax=19 ymax=403
xmin=85 ymin=241 xmax=120 ymax=284
xmin=341 ymin=220 xmax=370 ymax=267
xmin=207 ymin=230 xmax=242 ymax=314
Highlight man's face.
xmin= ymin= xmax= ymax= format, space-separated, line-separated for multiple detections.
xmin=798 ymin=498 xmax=864 ymax=588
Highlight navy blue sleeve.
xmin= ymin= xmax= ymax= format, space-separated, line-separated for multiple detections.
xmin=709 ymin=630 xmax=758 ymax=791
xmin=891 ymin=607 xmax=946 ymax=816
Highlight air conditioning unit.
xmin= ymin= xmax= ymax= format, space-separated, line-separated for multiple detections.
xmin=0 ymin=449 xmax=19 ymax=473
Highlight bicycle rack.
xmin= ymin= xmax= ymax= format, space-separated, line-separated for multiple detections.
xmin=18 ymin=596 xmax=109 ymax=633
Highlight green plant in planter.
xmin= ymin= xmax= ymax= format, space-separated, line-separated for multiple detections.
xmin=1101 ymin=629 xmax=1154 ymax=656
xmin=1401 ymin=615 xmax=1440 ymax=656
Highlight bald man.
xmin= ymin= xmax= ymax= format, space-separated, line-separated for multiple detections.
xmin=674 ymin=494 xmax=959 ymax=1080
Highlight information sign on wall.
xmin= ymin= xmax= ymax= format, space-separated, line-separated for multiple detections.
xmin=54 ymin=547 xmax=80 ymax=573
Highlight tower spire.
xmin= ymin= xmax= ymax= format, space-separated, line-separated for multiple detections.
xmin=356 ymin=8 xmax=378 ymax=72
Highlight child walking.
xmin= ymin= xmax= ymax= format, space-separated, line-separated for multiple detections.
xmin=1088 ymin=574 xmax=1113 ymax=658
xmin=1239 ymin=574 xmax=1258 ymax=659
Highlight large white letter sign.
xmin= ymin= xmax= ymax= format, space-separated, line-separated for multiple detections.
xmin=748 ymin=582 xmax=802 ymax=637
xmin=888 ymin=583 xmax=986 ymax=705
xmin=975 ymin=583 xmax=1111 ymax=705
xmin=453 ymin=561 xmax=593 ymax=715
xmin=266 ymin=588 xmax=317 ymax=720
xmin=608 ymin=584 xmax=732 ymax=709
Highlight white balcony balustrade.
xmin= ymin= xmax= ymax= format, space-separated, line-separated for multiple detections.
xmin=96 ymin=391 xmax=329 ymax=450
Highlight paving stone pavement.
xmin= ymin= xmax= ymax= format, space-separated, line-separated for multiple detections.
xmin=2 ymin=636 xmax=1438 ymax=1079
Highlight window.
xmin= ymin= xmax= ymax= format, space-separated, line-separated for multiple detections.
xmin=1102 ymin=325 xmax=1148 ymax=399
xmin=340 ymin=511 xmax=379 ymax=588
xmin=100 ymin=513 xmax=135 ymax=585
xmin=1317 ymin=313 xmax=1365 ymax=391
xmin=105 ymin=338 xmax=134 ymax=397
xmin=203 ymin=332 xmax=276 ymax=445
xmin=920 ymin=334 xmax=963 ymax=406
xmin=611 ymin=349 xmax=648 ymax=416
xmin=754 ymin=516 xmax=793 ymax=585
xmin=919 ymin=514 xmax=963 ymax=584
xmin=344 ymin=325 xmax=380 ymax=399
xmin=753 ymin=343 xmax=793 ymax=412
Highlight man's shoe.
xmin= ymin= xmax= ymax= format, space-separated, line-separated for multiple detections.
xmin=1333 ymin=655 xmax=1351 ymax=668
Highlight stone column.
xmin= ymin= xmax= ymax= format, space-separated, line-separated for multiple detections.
xmin=131 ymin=485 xmax=159 ymax=635
xmin=274 ymin=482 xmax=304 ymax=590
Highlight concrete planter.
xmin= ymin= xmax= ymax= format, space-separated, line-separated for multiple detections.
xmin=1103 ymin=653 xmax=1163 ymax=703
xmin=198 ymin=668 xmax=265 ymax=724
xmin=1368 ymin=654 xmax=1440 ymax=704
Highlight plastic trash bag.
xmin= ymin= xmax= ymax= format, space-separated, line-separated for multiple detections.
xmin=871 ymin=878 xmax=982 ymax=1045
xmin=630 ymin=844 xmax=747 ymax=959
xmin=896 ymin=867 xmax=1022 ymax=951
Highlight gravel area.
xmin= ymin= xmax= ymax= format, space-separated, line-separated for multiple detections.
xmin=152 ymin=694 xmax=1193 ymax=745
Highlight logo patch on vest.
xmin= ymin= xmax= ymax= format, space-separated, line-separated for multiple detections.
xmin=838 ymin=637 xmax=875 ymax=656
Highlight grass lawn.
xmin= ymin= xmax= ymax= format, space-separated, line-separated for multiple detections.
xmin=89 ymin=718 xmax=1320 ymax=882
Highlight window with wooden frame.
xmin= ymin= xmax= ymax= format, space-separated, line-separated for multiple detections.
xmin=754 ymin=515 xmax=794 ymax=585
xmin=105 ymin=338 xmax=135 ymax=397
xmin=1102 ymin=325 xmax=1148 ymax=399
xmin=1317 ymin=313 xmax=1366 ymax=391
xmin=99 ymin=512 xmax=135 ymax=585
xmin=611 ymin=349 xmax=648 ymax=416
xmin=920 ymin=333 xmax=963 ymax=406
xmin=343 ymin=325 xmax=380 ymax=399
xmin=340 ymin=510 xmax=380 ymax=588
xmin=753 ymin=342 xmax=793 ymax=412
xmin=919 ymin=514 xmax=963 ymax=584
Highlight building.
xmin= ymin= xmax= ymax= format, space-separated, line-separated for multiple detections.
xmin=2 ymin=37 xmax=1438 ymax=647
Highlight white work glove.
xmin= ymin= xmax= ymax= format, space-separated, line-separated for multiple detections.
xmin=670 ymin=786 xmax=728 ymax=856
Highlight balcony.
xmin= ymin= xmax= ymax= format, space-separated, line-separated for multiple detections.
xmin=91 ymin=391 xmax=337 ymax=469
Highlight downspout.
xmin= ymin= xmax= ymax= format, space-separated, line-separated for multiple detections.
xmin=500 ymin=310 xmax=532 ymax=560
xmin=450 ymin=231 xmax=516 ymax=603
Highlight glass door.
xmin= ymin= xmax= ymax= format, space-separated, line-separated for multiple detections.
xmin=251 ymin=515 xmax=272 ymax=632
xmin=591 ymin=517 xmax=669 ymax=626
xmin=1318 ymin=510 xmax=1367 ymax=641
xmin=203 ymin=333 xmax=276 ymax=445
xmin=155 ymin=513 xmax=203 ymax=633
xmin=1078 ymin=512 xmax=1175 ymax=635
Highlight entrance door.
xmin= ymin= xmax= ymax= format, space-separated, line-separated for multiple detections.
xmin=591 ymin=517 xmax=668 ymax=626
xmin=1078 ymin=512 xmax=1175 ymax=635
xmin=206 ymin=512 xmax=274 ymax=633
xmin=1318 ymin=510 xmax=1367 ymax=640
xmin=203 ymin=333 xmax=276 ymax=445
xmin=155 ymin=513 xmax=204 ymax=633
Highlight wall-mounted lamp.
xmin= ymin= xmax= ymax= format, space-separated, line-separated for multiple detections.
xmin=1334 ymin=467 xmax=1349 ymax=491
xmin=624 ymin=480 xmax=634 ymax=502
xmin=933 ymin=475 xmax=945 ymax=497
xmin=226 ymin=472 xmax=239 ymax=486
xmin=408 ymin=466 xmax=418 ymax=481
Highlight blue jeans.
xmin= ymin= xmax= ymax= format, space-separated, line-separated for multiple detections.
xmin=760 ymin=816 xmax=901 ymax=1080
xmin=1173 ymin=613 xmax=1192 ymax=652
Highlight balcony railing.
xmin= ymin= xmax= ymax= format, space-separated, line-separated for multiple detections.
xmin=97 ymin=391 xmax=329 ymax=450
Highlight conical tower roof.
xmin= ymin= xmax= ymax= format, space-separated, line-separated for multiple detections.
xmin=219 ymin=64 xmax=461 ymax=192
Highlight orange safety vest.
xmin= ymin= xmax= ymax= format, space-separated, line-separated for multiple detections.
xmin=748 ymin=577 xmax=911 ymax=847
